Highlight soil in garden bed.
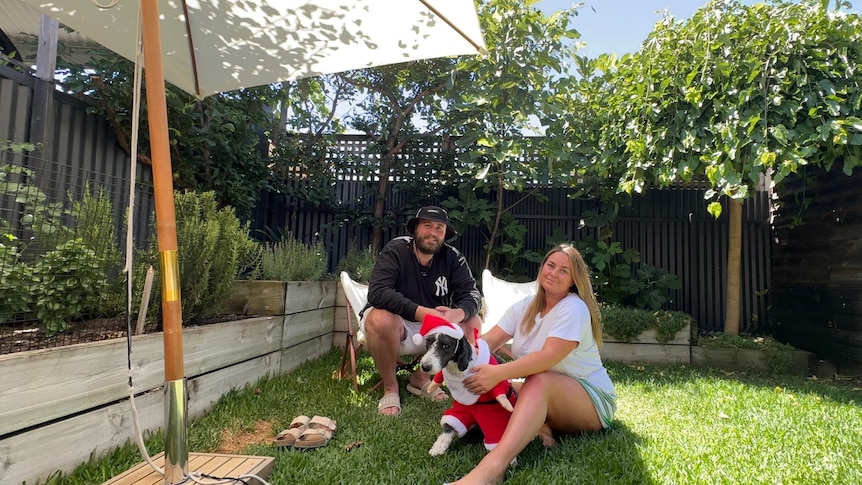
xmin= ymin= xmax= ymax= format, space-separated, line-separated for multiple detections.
xmin=0 ymin=313 xmax=253 ymax=355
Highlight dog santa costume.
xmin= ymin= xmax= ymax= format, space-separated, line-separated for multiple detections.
xmin=413 ymin=315 xmax=516 ymax=450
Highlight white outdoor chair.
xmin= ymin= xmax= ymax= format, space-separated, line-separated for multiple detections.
xmin=481 ymin=269 xmax=537 ymax=358
xmin=337 ymin=271 xmax=420 ymax=392
xmin=338 ymin=271 xmax=369 ymax=391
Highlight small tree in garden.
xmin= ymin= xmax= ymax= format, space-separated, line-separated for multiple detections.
xmin=448 ymin=0 xmax=585 ymax=274
xmin=338 ymin=59 xmax=469 ymax=251
xmin=539 ymin=52 xmax=684 ymax=305
xmin=267 ymin=76 xmax=354 ymax=217
xmin=600 ymin=0 xmax=862 ymax=334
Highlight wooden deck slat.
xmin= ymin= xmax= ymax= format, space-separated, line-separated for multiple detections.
xmin=102 ymin=452 xmax=275 ymax=485
xmin=210 ymin=456 xmax=247 ymax=477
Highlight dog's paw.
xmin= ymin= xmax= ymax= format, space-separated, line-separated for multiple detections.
xmin=429 ymin=433 xmax=454 ymax=456
xmin=429 ymin=445 xmax=446 ymax=456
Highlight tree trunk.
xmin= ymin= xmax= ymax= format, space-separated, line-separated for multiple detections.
xmin=724 ymin=198 xmax=743 ymax=335
xmin=370 ymin=155 xmax=392 ymax=252
xmin=484 ymin=170 xmax=505 ymax=271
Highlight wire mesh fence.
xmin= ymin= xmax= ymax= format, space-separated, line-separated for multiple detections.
xmin=0 ymin=146 xmax=156 ymax=354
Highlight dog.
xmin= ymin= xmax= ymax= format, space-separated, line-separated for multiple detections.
xmin=412 ymin=315 xmax=516 ymax=457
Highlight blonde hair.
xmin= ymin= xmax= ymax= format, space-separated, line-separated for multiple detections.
xmin=519 ymin=244 xmax=603 ymax=346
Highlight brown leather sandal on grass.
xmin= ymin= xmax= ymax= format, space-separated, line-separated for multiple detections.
xmin=274 ymin=415 xmax=310 ymax=448
xmin=293 ymin=415 xmax=337 ymax=449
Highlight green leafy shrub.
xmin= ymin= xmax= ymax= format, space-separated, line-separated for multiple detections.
xmin=72 ymin=184 xmax=125 ymax=316
xmin=0 ymin=237 xmax=32 ymax=324
xmin=1 ymin=165 xmax=126 ymax=328
xmin=335 ymin=245 xmax=376 ymax=283
xmin=698 ymin=334 xmax=795 ymax=374
xmin=0 ymin=164 xmax=72 ymax=252
xmin=576 ymin=237 xmax=682 ymax=310
xmin=572 ymin=209 xmax=682 ymax=310
xmin=601 ymin=305 xmax=691 ymax=344
xmin=137 ymin=190 xmax=257 ymax=322
xmin=31 ymin=239 xmax=108 ymax=334
xmin=247 ymin=233 xmax=327 ymax=281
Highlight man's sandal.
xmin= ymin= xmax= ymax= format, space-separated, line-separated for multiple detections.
xmin=406 ymin=381 xmax=448 ymax=401
xmin=377 ymin=392 xmax=401 ymax=416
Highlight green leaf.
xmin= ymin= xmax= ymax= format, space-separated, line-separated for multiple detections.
xmin=707 ymin=202 xmax=723 ymax=219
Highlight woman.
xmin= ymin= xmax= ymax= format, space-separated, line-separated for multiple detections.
xmin=452 ymin=244 xmax=616 ymax=485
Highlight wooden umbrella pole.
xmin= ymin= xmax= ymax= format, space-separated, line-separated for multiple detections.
xmin=140 ymin=1 xmax=188 ymax=483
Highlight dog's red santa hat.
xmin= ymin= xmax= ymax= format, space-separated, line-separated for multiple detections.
xmin=412 ymin=314 xmax=464 ymax=346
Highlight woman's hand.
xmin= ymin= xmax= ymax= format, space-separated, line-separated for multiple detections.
xmin=464 ymin=364 xmax=503 ymax=395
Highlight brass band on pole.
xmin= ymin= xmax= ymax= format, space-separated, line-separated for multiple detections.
xmin=159 ymin=250 xmax=181 ymax=301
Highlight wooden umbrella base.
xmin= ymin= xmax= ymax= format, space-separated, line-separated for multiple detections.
xmin=102 ymin=452 xmax=274 ymax=485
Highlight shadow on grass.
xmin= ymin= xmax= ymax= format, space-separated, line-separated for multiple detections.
xmin=608 ymin=361 xmax=862 ymax=409
xmin=493 ymin=420 xmax=653 ymax=485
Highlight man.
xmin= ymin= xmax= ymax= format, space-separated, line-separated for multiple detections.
xmin=363 ymin=206 xmax=482 ymax=416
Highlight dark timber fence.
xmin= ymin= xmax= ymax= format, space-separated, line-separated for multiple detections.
xmin=252 ymin=173 xmax=773 ymax=335
xmin=772 ymin=167 xmax=862 ymax=370
xmin=0 ymin=63 xmax=155 ymax=253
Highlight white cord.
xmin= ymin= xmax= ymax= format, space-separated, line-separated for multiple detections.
xmin=127 ymin=383 xmax=166 ymax=475
xmin=124 ymin=7 xmax=142 ymax=324
xmin=187 ymin=472 xmax=272 ymax=485
xmin=126 ymin=0 xmax=163 ymax=475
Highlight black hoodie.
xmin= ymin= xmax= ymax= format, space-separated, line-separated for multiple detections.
xmin=366 ymin=236 xmax=481 ymax=322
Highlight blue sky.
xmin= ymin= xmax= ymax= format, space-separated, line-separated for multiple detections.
xmin=536 ymin=0 xmax=746 ymax=57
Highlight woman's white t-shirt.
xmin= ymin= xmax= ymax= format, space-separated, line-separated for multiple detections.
xmin=497 ymin=293 xmax=616 ymax=397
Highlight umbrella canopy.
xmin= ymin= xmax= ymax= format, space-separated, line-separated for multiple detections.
xmin=25 ymin=0 xmax=486 ymax=98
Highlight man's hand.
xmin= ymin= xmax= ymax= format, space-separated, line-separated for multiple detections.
xmin=435 ymin=306 xmax=465 ymax=323
xmin=415 ymin=306 xmax=447 ymax=323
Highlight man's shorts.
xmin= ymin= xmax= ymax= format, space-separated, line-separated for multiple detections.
xmin=359 ymin=308 xmax=427 ymax=355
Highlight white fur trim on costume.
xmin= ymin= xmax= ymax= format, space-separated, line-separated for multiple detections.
xmin=415 ymin=315 xmax=465 ymax=346
xmin=440 ymin=414 xmax=469 ymax=437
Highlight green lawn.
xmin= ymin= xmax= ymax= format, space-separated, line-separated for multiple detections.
xmin=49 ymin=350 xmax=862 ymax=485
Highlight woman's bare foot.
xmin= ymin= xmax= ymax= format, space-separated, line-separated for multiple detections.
xmin=536 ymin=424 xmax=556 ymax=448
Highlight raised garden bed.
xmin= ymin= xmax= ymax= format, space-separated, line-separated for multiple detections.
xmin=602 ymin=322 xmax=693 ymax=365
xmin=691 ymin=347 xmax=815 ymax=376
xmin=0 ymin=279 xmax=336 ymax=485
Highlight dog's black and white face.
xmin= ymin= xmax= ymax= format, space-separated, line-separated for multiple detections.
xmin=418 ymin=333 xmax=473 ymax=376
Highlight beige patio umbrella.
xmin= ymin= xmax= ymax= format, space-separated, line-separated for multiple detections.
xmin=23 ymin=1 xmax=485 ymax=483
